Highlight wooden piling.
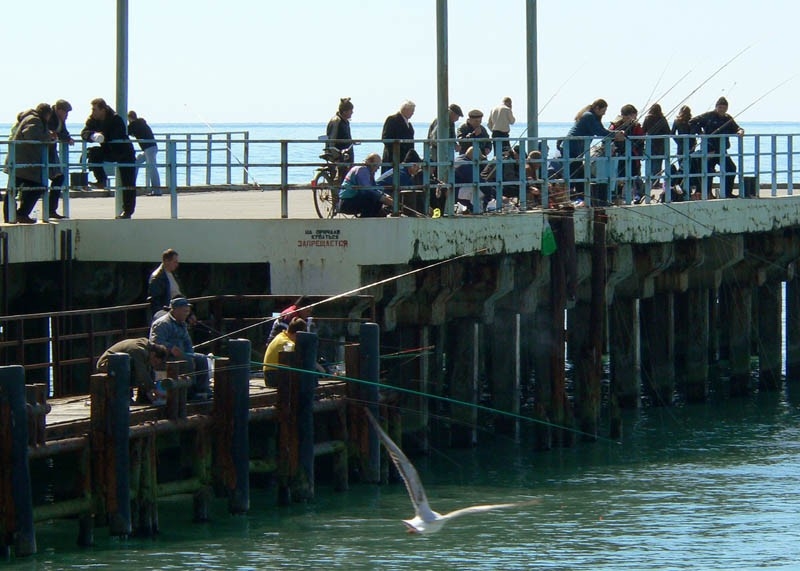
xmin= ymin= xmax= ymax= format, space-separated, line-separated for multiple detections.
xmin=722 ymin=284 xmax=753 ymax=397
xmin=489 ymin=311 xmax=519 ymax=436
xmin=164 ymin=360 xmax=188 ymax=420
xmin=0 ymin=365 xmax=37 ymax=557
xmin=786 ymin=276 xmax=800 ymax=381
xmin=548 ymin=213 xmax=574 ymax=447
xmin=640 ymin=293 xmax=676 ymax=406
xmin=447 ymin=319 xmax=479 ymax=447
xmin=223 ymin=340 xmax=250 ymax=513
xmin=89 ymin=353 xmax=132 ymax=537
xmin=277 ymin=350 xmax=299 ymax=504
xmin=682 ymin=289 xmax=710 ymax=402
xmin=757 ymin=281 xmax=782 ymax=391
xmin=293 ymin=331 xmax=319 ymax=502
xmin=359 ymin=323 xmax=381 ymax=482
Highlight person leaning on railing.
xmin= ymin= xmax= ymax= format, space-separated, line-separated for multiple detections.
xmin=80 ymin=97 xmax=138 ymax=218
xmin=2 ymin=103 xmax=53 ymax=224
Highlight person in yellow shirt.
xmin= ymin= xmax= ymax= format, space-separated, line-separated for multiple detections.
xmin=263 ymin=318 xmax=307 ymax=386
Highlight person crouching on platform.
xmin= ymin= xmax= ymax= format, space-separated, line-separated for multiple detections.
xmin=96 ymin=338 xmax=169 ymax=405
xmin=263 ymin=317 xmax=307 ymax=387
xmin=338 ymin=153 xmax=393 ymax=217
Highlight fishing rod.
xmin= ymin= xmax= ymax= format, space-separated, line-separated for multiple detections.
xmin=663 ymin=44 xmax=752 ymax=119
xmin=183 ymin=103 xmax=265 ymax=190
xmin=194 ymin=248 xmax=488 ymax=349
xmin=640 ymin=53 xmax=675 ymax=116
xmin=514 ymin=61 xmax=587 ymax=145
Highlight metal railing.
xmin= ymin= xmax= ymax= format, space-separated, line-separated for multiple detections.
xmin=2 ymin=132 xmax=798 ymax=219
xmin=0 ymin=294 xmax=375 ymax=398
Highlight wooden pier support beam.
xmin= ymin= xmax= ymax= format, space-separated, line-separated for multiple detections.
xmin=677 ymin=289 xmax=710 ymax=402
xmin=221 ymin=341 xmax=250 ymax=513
xmin=293 ymin=331 xmax=319 ymax=502
xmin=722 ymin=284 xmax=753 ymax=396
xmin=90 ymin=354 xmax=132 ymax=536
xmin=787 ymin=276 xmax=800 ymax=381
xmin=358 ymin=323 xmax=381 ymax=482
xmin=640 ymin=294 xmax=675 ymax=406
xmin=489 ymin=311 xmax=520 ymax=437
xmin=572 ymin=208 xmax=606 ymax=441
xmin=0 ymin=365 xmax=37 ymax=557
xmin=757 ymin=281 xmax=782 ymax=392
xmin=609 ymin=298 xmax=639 ymax=412
xmin=447 ymin=319 xmax=479 ymax=447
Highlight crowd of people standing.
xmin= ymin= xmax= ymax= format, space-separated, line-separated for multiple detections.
xmin=3 ymin=98 xmax=160 ymax=223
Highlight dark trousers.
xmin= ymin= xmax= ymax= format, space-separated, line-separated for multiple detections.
xmin=491 ymin=130 xmax=510 ymax=154
xmin=88 ymin=146 xmax=138 ymax=214
xmin=707 ymin=156 xmax=737 ymax=197
xmin=4 ymin=178 xmax=43 ymax=221
xmin=50 ymin=174 xmax=64 ymax=215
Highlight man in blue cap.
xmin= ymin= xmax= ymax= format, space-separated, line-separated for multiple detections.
xmin=149 ymin=296 xmax=210 ymax=399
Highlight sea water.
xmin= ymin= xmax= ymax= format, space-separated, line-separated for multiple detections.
xmin=8 ymin=390 xmax=800 ymax=570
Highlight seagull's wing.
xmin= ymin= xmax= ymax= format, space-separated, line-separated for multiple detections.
xmin=442 ymin=499 xmax=541 ymax=521
xmin=364 ymin=408 xmax=437 ymax=522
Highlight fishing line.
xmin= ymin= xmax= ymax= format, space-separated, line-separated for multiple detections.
xmin=183 ymin=103 xmax=265 ymax=190
xmin=194 ymin=248 xmax=488 ymax=350
xmin=256 ymin=360 xmax=621 ymax=444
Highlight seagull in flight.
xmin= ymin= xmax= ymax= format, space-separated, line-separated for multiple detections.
xmin=365 ymin=408 xmax=537 ymax=534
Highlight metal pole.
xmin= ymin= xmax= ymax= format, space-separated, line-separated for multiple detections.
xmin=435 ymin=0 xmax=451 ymax=202
xmin=526 ymin=0 xmax=539 ymax=140
xmin=115 ymin=0 xmax=128 ymax=119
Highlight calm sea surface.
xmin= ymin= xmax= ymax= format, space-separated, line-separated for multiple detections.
xmin=2 ymin=122 xmax=799 ymax=187
xmin=7 ymin=391 xmax=800 ymax=570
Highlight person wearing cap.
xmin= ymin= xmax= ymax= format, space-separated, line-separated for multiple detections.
xmin=487 ymin=97 xmax=516 ymax=153
xmin=127 ymin=110 xmax=161 ymax=194
xmin=96 ymin=338 xmax=169 ymax=404
xmin=338 ymin=153 xmax=393 ymax=217
xmin=47 ymin=99 xmax=74 ymax=219
xmin=375 ymin=149 xmax=425 ymax=215
xmin=380 ymin=100 xmax=416 ymax=174
xmin=426 ymin=103 xmax=463 ymax=173
xmin=149 ymin=296 xmax=211 ymax=399
xmin=689 ymin=97 xmax=745 ymax=198
xmin=454 ymin=146 xmax=493 ymax=212
xmin=457 ymin=109 xmax=492 ymax=157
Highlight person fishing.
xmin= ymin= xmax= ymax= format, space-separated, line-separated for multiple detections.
xmin=688 ymin=97 xmax=745 ymax=199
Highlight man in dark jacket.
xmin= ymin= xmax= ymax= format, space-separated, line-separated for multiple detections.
xmin=689 ymin=97 xmax=745 ymax=198
xmin=148 ymin=248 xmax=183 ymax=318
xmin=80 ymin=97 xmax=137 ymax=217
xmin=127 ymin=110 xmax=161 ymax=193
xmin=4 ymin=103 xmax=53 ymax=223
xmin=380 ymin=100 xmax=416 ymax=174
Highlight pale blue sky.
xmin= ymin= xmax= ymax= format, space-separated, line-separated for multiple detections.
xmin=4 ymin=0 xmax=798 ymax=124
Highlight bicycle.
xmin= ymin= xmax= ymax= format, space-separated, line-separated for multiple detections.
xmin=311 ymin=145 xmax=353 ymax=218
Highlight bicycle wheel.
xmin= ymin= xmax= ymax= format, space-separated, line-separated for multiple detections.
xmin=312 ymin=169 xmax=339 ymax=219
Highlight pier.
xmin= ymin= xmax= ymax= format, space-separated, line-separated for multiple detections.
xmin=2 ymin=133 xmax=800 ymax=556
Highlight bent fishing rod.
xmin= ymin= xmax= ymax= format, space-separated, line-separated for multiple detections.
xmin=194 ymin=248 xmax=489 ymax=349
